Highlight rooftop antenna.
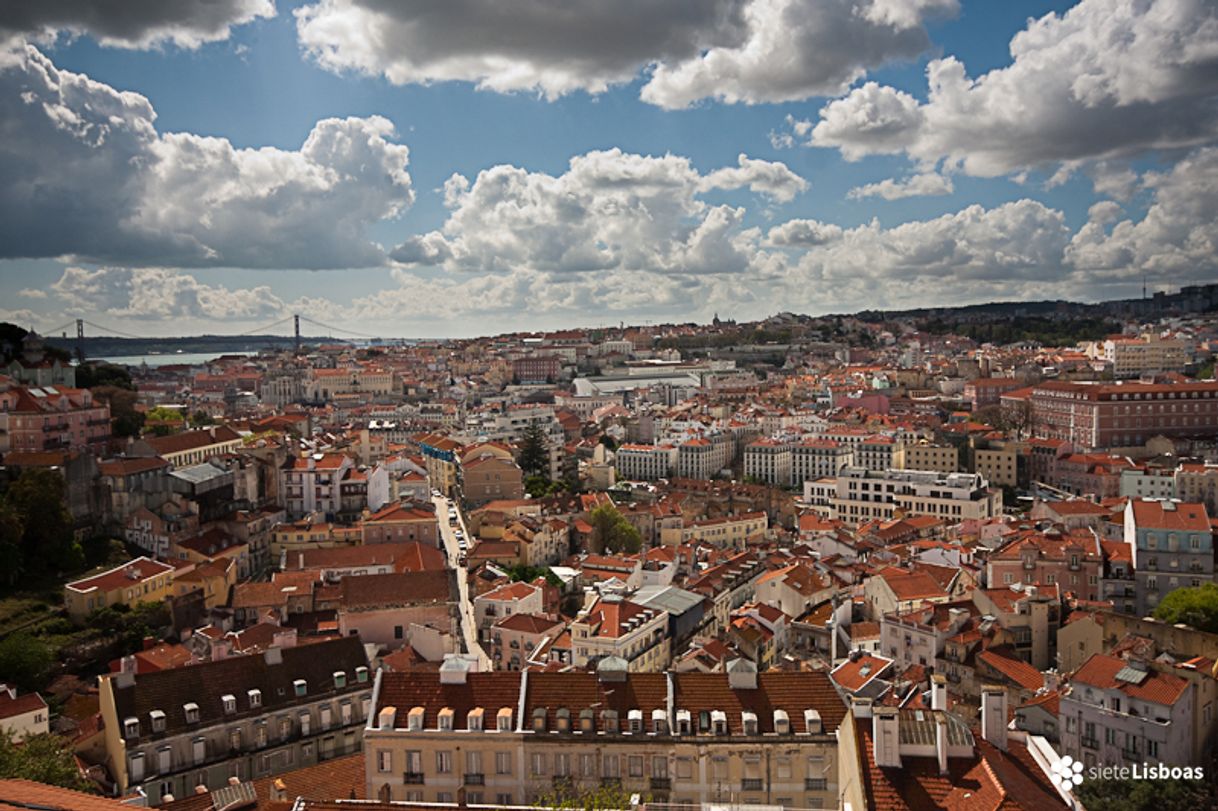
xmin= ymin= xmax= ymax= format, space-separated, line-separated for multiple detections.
xmin=1142 ymin=276 xmax=1147 ymax=300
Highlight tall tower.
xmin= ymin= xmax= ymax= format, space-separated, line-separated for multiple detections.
xmin=75 ymin=318 xmax=85 ymax=362
xmin=294 ymin=313 xmax=301 ymax=355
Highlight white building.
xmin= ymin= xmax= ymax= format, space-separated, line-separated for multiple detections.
xmin=743 ymin=438 xmax=793 ymax=486
xmin=614 ymin=443 xmax=677 ymax=481
xmin=827 ymin=467 xmax=1002 ymax=527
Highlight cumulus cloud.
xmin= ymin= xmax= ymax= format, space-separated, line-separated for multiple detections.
xmin=0 ymin=0 xmax=273 ymax=49
xmin=295 ymin=0 xmax=952 ymax=105
xmin=51 ymin=267 xmax=288 ymax=321
xmin=765 ymin=219 xmax=843 ymax=247
xmin=0 ymin=43 xmax=413 ymax=268
xmin=391 ymin=148 xmax=800 ymax=276
xmin=799 ymin=0 xmax=1218 ymax=181
xmin=1067 ymin=146 xmax=1218 ymax=282
xmin=641 ymin=0 xmax=956 ymax=109
xmin=847 ymin=171 xmax=953 ymax=200
xmin=296 ymin=0 xmax=751 ymax=100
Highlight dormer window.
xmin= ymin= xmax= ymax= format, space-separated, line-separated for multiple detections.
xmin=773 ymin=709 xmax=790 ymax=735
xmin=652 ymin=709 xmax=668 ymax=734
xmin=556 ymin=708 xmax=571 ymax=733
xmin=711 ymin=710 xmax=728 ymax=736
xmin=222 ymin=694 xmax=237 ymax=715
xmin=294 ymin=679 xmax=307 ymax=697
xmin=439 ymin=708 xmax=454 ymax=731
xmin=184 ymin=702 xmax=199 ymax=724
xmin=742 ymin=711 xmax=758 ymax=736
xmin=356 ymin=666 xmax=369 ymax=683
xmin=468 ymin=708 xmax=484 ymax=731
xmin=333 ymin=671 xmax=347 ymax=689
xmin=676 ymin=709 xmax=692 ymax=735
xmin=123 ymin=717 xmax=140 ymax=738
xmin=601 ymin=709 xmax=619 ymax=734
xmin=627 ymin=709 xmax=643 ymax=734
xmin=407 ymin=707 xmax=425 ymax=731
xmin=149 ymin=709 xmax=166 ymax=733
xmin=532 ymin=708 xmax=547 ymax=733
xmin=247 ymin=689 xmax=262 ymax=709
xmin=579 ymin=708 xmax=595 ymax=733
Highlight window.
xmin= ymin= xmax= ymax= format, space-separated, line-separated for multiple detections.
xmin=248 ymin=689 xmax=262 ymax=709
xmin=603 ymin=755 xmax=620 ymax=778
xmin=652 ymin=756 xmax=668 ymax=779
xmin=437 ymin=751 xmax=452 ymax=774
xmin=294 ymin=680 xmax=307 ymax=697
xmin=1147 ymin=740 xmax=1159 ymax=758
xmin=229 ymin=728 xmax=242 ymax=751
xmin=581 ymin=754 xmax=597 ymax=777
xmin=320 ymin=706 xmax=333 ymax=729
xmin=436 ymin=793 xmax=452 ymax=804
xmin=531 ymin=753 xmax=546 ymax=776
xmin=192 ymin=737 xmax=205 ymax=765
xmin=495 ymin=751 xmax=512 ymax=775
xmin=299 ymin=711 xmax=311 ymax=736
xmin=157 ymin=746 xmax=171 ymax=774
xmin=129 ymin=752 xmax=145 ymax=782
xmin=404 ymin=750 xmax=423 ymax=776
xmin=149 ymin=710 xmax=166 ymax=733
xmin=496 ymin=795 xmax=514 ymax=806
xmin=629 ymin=756 xmax=644 ymax=778
xmin=222 ymin=694 xmax=237 ymax=714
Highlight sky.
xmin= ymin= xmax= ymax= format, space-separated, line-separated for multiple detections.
xmin=0 ymin=0 xmax=1216 ymax=339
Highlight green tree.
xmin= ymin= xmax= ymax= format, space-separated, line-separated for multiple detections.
xmin=0 ymin=632 xmax=53 ymax=693
xmin=4 ymin=468 xmax=82 ymax=575
xmin=518 ymin=422 xmax=550 ymax=477
xmin=1075 ymin=776 xmax=1211 ymax=811
xmin=506 ymin=564 xmax=562 ymax=587
xmin=75 ymin=362 xmax=134 ymax=391
xmin=534 ymin=782 xmax=644 ymax=810
xmin=1152 ymin=583 xmax=1218 ymax=632
xmin=0 ymin=730 xmax=94 ymax=791
xmin=92 ymin=385 xmax=143 ymax=438
xmin=190 ymin=410 xmax=215 ymax=428
xmin=0 ymin=502 xmax=25 ymax=587
xmin=587 ymin=502 xmax=642 ymax=555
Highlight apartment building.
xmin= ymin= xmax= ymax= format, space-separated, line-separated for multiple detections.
xmin=362 ymin=658 xmax=846 ymax=808
xmin=680 ymin=511 xmax=767 ymax=549
xmin=854 ymin=435 xmax=905 ymax=473
xmin=0 ymin=684 xmax=49 ymax=741
xmin=791 ymin=438 xmax=853 ymax=484
xmin=614 ymin=443 xmax=677 ymax=481
xmin=828 ymin=467 xmax=1002 ymax=527
xmin=98 ymin=637 xmax=373 ymax=805
xmin=143 ymin=426 xmax=243 ymax=468
xmin=987 ymin=530 xmax=1103 ymax=603
xmin=743 ymin=438 xmax=792 ymax=486
xmin=64 ymin=557 xmax=176 ymax=622
xmin=903 ymin=442 xmax=959 ymax=475
xmin=1028 ymin=380 xmax=1218 ymax=450
xmin=1124 ymin=499 xmax=1213 ymax=616
xmin=569 ymin=595 xmax=669 ymax=672
xmin=1101 ymin=334 xmax=1187 ymax=378
xmin=0 ymin=382 xmax=111 ymax=454
xmin=473 ymin=582 xmax=544 ymax=645
xmin=307 ymin=367 xmax=397 ymax=401
xmin=676 ymin=434 xmax=733 ymax=480
xmin=362 ymin=502 xmax=439 ymax=547
xmin=1058 ymin=654 xmax=1192 ymax=770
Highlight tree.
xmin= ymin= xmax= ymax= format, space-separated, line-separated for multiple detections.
xmin=92 ymin=385 xmax=143 ymax=438
xmin=1075 ymin=776 xmax=1210 ymax=811
xmin=0 ymin=730 xmax=94 ymax=791
xmin=0 ymin=502 xmax=25 ymax=587
xmin=4 ymin=468 xmax=82 ymax=575
xmin=506 ymin=564 xmax=561 ymax=588
xmin=1152 ymin=583 xmax=1218 ymax=633
xmin=190 ymin=410 xmax=215 ymax=428
xmin=534 ymin=782 xmax=643 ymax=810
xmin=0 ymin=632 xmax=53 ymax=693
xmin=525 ymin=474 xmax=567 ymax=499
xmin=75 ymin=362 xmax=134 ymax=391
xmin=587 ymin=503 xmax=642 ymax=555
xmin=519 ymin=423 xmax=550 ymax=478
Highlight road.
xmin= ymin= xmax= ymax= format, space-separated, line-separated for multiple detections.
xmin=433 ymin=492 xmax=492 ymax=671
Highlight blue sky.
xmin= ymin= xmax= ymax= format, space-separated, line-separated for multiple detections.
xmin=1 ymin=0 xmax=1214 ymax=338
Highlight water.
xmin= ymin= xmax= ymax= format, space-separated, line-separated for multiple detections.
xmin=95 ymin=351 xmax=258 ymax=367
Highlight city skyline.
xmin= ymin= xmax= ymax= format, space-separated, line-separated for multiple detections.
xmin=2 ymin=0 xmax=1217 ymax=338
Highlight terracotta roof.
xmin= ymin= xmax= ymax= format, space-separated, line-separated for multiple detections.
xmin=0 ymin=780 xmax=128 ymax=811
xmin=0 ymin=689 xmax=46 ymax=720
xmin=161 ymin=754 xmax=364 ymax=811
xmin=977 ymin=649 xmax=1045 ymax=692
xmin=1129 ymin=500 xmax=1210 ymax=532
xmin=66 ymin=557 xmax=175 ymax=594
xmin=672 ymin=671 xmax=846 ymax=734
xmin=831 ymin=654 xmax=894 ymax=692
xmin=875 ymin=567 xmax=950 ymax=602
xmin=376 ymin=671 xmax=523 ymax=729
xmin=1070 ymin=653 xmax=1189 ymax=706
xmin=493 ymin=613 xmax=564 ymax=635
xmin=146 ymin=425 xmax=241 ymax=456
xmin=340 ymin=572 xmax=452 ymax=609
xmin=98 ymin=457 xmax=171 ymax=477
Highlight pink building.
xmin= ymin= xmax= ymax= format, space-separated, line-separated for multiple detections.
xmin=986 ymin=530 xmax=1103 ymax=601
xmin=0 ymin=379 xmax=110 ymax=454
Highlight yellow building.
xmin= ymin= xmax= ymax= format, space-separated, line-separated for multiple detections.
xmin=903 ymin=443 xmax=959 ymax=475
xmin=171 ymin=558 xmax=236 ymax=610
xmin=64 ymin=557 xmax=176 ymax=622
xmin=271 ymin=519 xmax=362 ymax=557
xmin=363 ymin=658 xmax=846 ymax=808
xmin=975 ymin=444 xmax=1019 ymax=488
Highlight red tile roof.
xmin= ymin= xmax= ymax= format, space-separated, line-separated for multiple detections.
xmin=1070 ymin=654 xmax=1189 ymax=706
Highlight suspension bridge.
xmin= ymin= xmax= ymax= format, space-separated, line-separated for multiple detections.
xmin=39 ymin=314 xmax=386 ymax=361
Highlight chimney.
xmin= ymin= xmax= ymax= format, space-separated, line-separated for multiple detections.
xmin=120 ymin=655 xmax=137 ymax=675
xmin=193 ymin=786 xmax=208 ymax=796
xmin=872 ymin=706 xmax=901 ymax=768
xmin=931 ymin=673 xmax=947 ymax=711
xmin=935 ymin=714 xmax=949 ymax=776
xmin=981 ymin=685 xmax=1008 ymax=751
xmin=162 ymin=795 xmax=174 ymax=804
xmin=270 ymin=779 xmax=287 ymax=802
xmin=727 ymin=658 xmax=758 ymax=690
xmin=143 ymin=636 xmax=157 ymax=651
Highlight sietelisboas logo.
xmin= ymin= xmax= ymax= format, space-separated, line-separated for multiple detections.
xmin=1051 ymin=756 xmax=1084 ymax=790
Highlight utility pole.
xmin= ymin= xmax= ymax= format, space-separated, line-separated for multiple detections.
xmin=75 ymin=318 xmax=85 ymax=362
xmin=294 ymin=313 xmax=301 ymax=355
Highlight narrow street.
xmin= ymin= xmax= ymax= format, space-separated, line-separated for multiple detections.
xmin=433 ymin=492 xmax=492 ymax=671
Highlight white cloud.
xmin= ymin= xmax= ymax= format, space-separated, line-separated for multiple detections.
xmin=294 ymin=0 xmax=952 ymax=106
xmin=295 ymin=0 xmax=751 ymax=100
xmin=847 ymin=171 xmax=953 ymax=200
xmin=50 ymin=267 xmax=288 ymax=321
xmin=800 ymin=0 xmax=1218 ymax=180
xmin=1066 ymin=146 xmax=1218 ymax=283
xmin=765 ymin=219 xmax=843 ymax=247
xmin=392 ymin=148 xmax=799 ymax=276
xmin=0 ymin=43 xmax=413 ymax=268
xmin=699 ymin=153 xmax=809 ymax=202
xmin=641 ymin=0 xmax=956 ymax=109
xmin=0 ymin=0 xmax=273 ymax=50
xmin=17 ymin=288 xmax=47 ymax=299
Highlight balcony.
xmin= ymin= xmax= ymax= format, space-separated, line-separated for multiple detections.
xmin=403 ymin=773 xmax=425 ymax=785
xmin=741 ymin=779 xmax=764 ymax=792
xmin=1081 ymin=737 xmax=1099 ymax=750
xmin=464 ymin=774 xmax=484 ymax=786
xmin=649 ymin=778 xmax=671 ymax=791
xmin=805 ymin=778 xmax=828 ymax=791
